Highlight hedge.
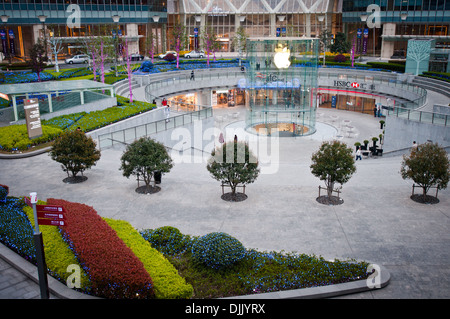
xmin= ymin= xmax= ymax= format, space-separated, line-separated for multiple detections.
xmin=104 ymin=218 xmax=194 ymax=299
xmin=47 ymin=198 xmax=155 ymax=299
xmin=22 ymin=200 xmax=91 ymax=291
xmin=0 ymin=124 xmax=62 ymax=152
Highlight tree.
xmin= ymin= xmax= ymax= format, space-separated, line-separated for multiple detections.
xmin=319 ymin=29 xmax=333 ymax=65
xmin=232 ymin=26 xmax=248 ymax=66
xmin=310 ymin=141 xmax=356 ymax=198
xmin=207 ymin=141 xmax=260 ymax=201
xmin=29 ymin=39 xmax=46 ymax=82
xmin=47 ymin=25 xmax=64 ymax=73
xmin=49 ymin=130 xmax=101 ymax=182
xmin=145 ymin=30 xmax=156 ymax=63
xmin=201 ymin=24 xmax=218 ymax=67
xmin=170 ymin=22 xmax=188 ymax=69
xmin=124 ymin=38 xmax=133 ymax=103
xmin=120 ymin=137 xmax=174 ymax=193
xmin=400 ymin=142 xmax=450 ymax=202
xmin=330 ymin=32 xmax=351 ymax=54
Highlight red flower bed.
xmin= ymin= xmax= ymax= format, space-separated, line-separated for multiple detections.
xmin=47 ymin=198 xmax=154 ymax=299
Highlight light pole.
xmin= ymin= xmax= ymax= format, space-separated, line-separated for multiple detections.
xmin=317 ymin=15 xmax=326 ymax=67
xmin=112 ymin=14 xmax=120 ymax=77
xmin=0 ymin=15 xmax=9 ymax=64
xmin=38 ymin=15 xmax=47 ymax=59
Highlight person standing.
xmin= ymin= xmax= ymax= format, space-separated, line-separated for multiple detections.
xmin=162 ymin=98 xmax=170 ymax=122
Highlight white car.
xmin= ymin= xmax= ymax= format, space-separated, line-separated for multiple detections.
xmin=158 ymin=51 xmax=177 ymax=59
xmin=184 ymin=50 xmax=205 ymax=58
xmin=65 ymin=54 xmax=90 ymax=64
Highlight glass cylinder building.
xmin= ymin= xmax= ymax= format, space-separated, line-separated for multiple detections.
xmin=240 ymin=37 xmax=319 ymax=137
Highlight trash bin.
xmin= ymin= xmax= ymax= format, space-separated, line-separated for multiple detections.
xmin=154 ymin=171 xmax=162 ymax=184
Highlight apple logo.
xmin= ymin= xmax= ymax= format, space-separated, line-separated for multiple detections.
xmin=273 ymin=44 xmax=291 ymax=69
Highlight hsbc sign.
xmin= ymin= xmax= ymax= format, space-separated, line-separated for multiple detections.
xmin=333 ymin=80 xmax=376 ymax=91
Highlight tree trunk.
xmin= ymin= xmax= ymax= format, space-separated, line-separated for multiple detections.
xmin=327 ymin=181 xmax=334 ymax=198
xmin=422 ymin=186 xmax=428 ymax=202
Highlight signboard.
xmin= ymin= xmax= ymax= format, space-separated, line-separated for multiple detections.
xmin=276 ymin=28 xmax=280 ymax=37
xmin=37 ymin=219 xmax=66 ymax=226
xmin=36 ymin=204 xmax=65 ymax=213
xmin=36 ymin=204 xmax=66 ymax=226
xmin=331 ymin=96 xmax=337 ymax=108
xmin=24 ymin=196 xmax=32 ymax=207
xmin=37 ymin=211 xmax=66 ymax=220
xmin=0 ymin=29 xmax=7 ymax=56
xmin=24 ymin=99 xmax=43 ymax=139
xmin=362 ymin=28 xmax=369 ymax=54
xmin=8 ymin=29 xmax=15 ymax=56
xmin=194 ymin=27 xmax=198 ymax=50
xmin=357 ymin=28 xmax=362 ymax=54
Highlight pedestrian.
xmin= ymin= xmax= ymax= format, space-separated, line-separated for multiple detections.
xmin=162 ymin=98 xmax=170 ymax=122
xmin=373 ymin=106 xmax=377 ymax=117
xmin=162 ymin=98 xmax=167 ymax=108
xmin=412 ymin=141 xmax=418 ymax=149
xmin=219 ymin=132 xmax=224 ymax=144
xmin=355 ymin=147 xmax=362 ymax=161
xmin=234 ymin=135 xmax=238 ymax=143
xmin=190 ymin=70 xmax=195 ymax=81
xmin=377 ymin=103 xmax=381 ymax=117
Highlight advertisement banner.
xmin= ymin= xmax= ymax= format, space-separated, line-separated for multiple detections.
xmin=0 ymin=29 xmax=8 ymax=57
xmin=276 ymin=28 xmax=280 ymax=37
xmin=194 ymin=27 xmax=198 ymax=50
xmin=8 ymin=29 xmax=15 ymax=56
xmin=362 ymin=28 xmax=369 ymax=54
xmin=357 ymin=28 xmax=362 ymax=54
xmin=24 ymin=99 xmax=43 ymax=139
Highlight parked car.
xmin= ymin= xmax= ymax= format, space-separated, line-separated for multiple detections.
xmin=158 ymin=51 xmax=177 ymax=59
xmin=130 ymin=53 xmax=144 ymax=61
xmin=65 ymin=54 xmax=90 ymax=64
xmin=184 ymin=50 xmax=205 ymax=58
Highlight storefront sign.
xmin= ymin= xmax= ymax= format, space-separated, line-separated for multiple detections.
xmin=24 ymin=98 xmax=43 ymax=139
xmin=333 ymin=80 xmax=376 ymax=91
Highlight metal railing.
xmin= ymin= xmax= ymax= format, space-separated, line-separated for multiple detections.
xmin=386 ymin=106 xmax=449 ymax=127
xmin=97 ymin=101 xmax=213 ymax=149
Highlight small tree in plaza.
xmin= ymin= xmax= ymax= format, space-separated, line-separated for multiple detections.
xmin=49 ymin=130 xmax=101 ymax=183
xmin=207 ymin=141 xmax=260 ymax=202
xmin=400 ymin=142 xmax=450 ymax=203
xmin=120 ymin=137 xmax=174 ymax=194
xmin=29 ymin=39 xmax=46 ymax=82
xmin=170 ymin=22 xmax=188 ymax=69
xmin=330 ymin=32 xmax=351 ymax=54
xmin=310 ymin=141 xmax=356 ymax=205
xmin=232 ymin=26 xmax=248 ymax=66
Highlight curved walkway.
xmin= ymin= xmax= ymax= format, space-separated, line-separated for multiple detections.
xmin=1 ymin=98 xmax=449 ymax=298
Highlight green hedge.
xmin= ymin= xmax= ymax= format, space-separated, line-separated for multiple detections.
xmin=366 ymin=61 xmax=405 ymax=72
xmin=104 ymin=218 xmax=194 ymax=299
xmin=0 ymin=125 xmax=62 ymax=151
xmin=420 ymin=71 xmax=450 ymax=83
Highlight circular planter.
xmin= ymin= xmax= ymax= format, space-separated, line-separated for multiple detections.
xmin=221 ymin=192 xmax=248 ymax=202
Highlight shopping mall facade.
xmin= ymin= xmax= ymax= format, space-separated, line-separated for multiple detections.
xmin=1 ymin=0 xmax=449 ymax=62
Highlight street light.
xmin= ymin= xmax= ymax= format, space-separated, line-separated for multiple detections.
xmin=112 ymin=15 xmax=121 ymax=77
xmin=317 ymin=15 xmax=326 ymax=67
xmin=38 ymin=15 xmax=47 ymax=58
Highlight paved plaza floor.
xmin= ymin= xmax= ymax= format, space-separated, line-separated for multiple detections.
xmin=1 ymin=99 xmax=449 ymax=299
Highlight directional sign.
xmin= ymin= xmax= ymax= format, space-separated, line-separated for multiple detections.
xmin=36 ymin=211 xmax=65 ymax=220
xmin=36 ymin=204 xmax=65 ymax=213
xmin=37 ymin=219 xmax=66 ymax=227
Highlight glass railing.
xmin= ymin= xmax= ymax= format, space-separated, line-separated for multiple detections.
xmin=386 ymin=106 xmax=449 ymax=127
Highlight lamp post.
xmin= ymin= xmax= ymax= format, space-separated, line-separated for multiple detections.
xmin=112 ymin=15 xmax=120 ymax=77
xmin=38 ymin=15 xmax=47 ymax=59
xmin=0 ymin=15 xmax=9 ymax=64
xmin=317 ymin=15 xmax=326 ymax=67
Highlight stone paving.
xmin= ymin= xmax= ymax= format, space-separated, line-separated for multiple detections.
xmin=1 ymin=82 xmax=449 ymax=300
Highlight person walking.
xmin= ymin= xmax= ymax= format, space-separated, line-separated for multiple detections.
xmin=162 ymin=98 xmax=170 ymax=122
xmin=190 ymin=70 xmax=195 ymax=81
xmin=355 ymin=147 xmax=362 ymax=161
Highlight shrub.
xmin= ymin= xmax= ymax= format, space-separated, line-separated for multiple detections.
xmin=163 ymin=53 xmax=176 ymax=62
xmin=139 ymin=61 xmax=154 ymax=72
xmin=0 ymin=184 xmax=8 ymax=202
xmin=366 ymin=61 xmax=405 ymax=72
xmin=191 ymin=232 xmax=246 ymax=270
xmin=140 ymin=226 xmax=189 ymax=255
xmin=0 ymin=124 xmax=62 ymax=152
xmin=105 ymin=219 xmax=194 ymax=299
xmin=47 ymin=198 xmax=155 ymax=299
xmin=334 ymin=54 xmax=347 ymax=63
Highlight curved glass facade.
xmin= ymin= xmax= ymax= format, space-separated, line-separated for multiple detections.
xmin=242 ymin=37 xmax=319 ymax=137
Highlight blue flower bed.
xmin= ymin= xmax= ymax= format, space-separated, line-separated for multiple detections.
xmin=0 ymin=71 xmax=55 ymax=84
xmin=0 ymin=197 xmax=36 ymax=262
xmin=134 ymin=59 xmax=242 ymax=75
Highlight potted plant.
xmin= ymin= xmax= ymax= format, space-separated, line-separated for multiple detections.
xmin=354 ymin=142 xmax=361 ymax=152
xmin=379 ymin=120 xmax=385 ymax=129
xmin=362 ymin=139 xmax=369 ymax=150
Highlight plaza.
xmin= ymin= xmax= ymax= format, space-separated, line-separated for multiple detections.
xmin=1 ymin=68 xmax=449 ymax=298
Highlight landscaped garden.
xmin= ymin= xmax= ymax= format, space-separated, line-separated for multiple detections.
xmin=0 ymin=188 xmax=372 ymax=299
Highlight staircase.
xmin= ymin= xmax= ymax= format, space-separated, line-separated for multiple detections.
xmin=113 ymin=78 xmax=141 ymax=98
xmin=412 ymin=76 xmax=450 ymax=98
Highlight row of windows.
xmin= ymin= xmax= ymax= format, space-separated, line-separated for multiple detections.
xmin=343 ymin=0 xmax=450 ymax=12
xmin=0 ymin=0 xmax=167 ymax=12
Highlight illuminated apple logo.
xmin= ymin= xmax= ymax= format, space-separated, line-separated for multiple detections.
xmin=273 ymin=44 xmax=291 ymax=69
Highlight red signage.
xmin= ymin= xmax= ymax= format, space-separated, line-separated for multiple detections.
xmin=36 ymin=211 xmax=65 ymax=220
xmin=36 ymin=204 xmax=65 ymax=213
xmin=37 ymin=219 xmax=66 ymax=227
xmin=351 ymin=82 xmax=360 ymax=88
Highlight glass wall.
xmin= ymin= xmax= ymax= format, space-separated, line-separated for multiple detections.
xmin=243 ymin=38 xmax=319 ymax=137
